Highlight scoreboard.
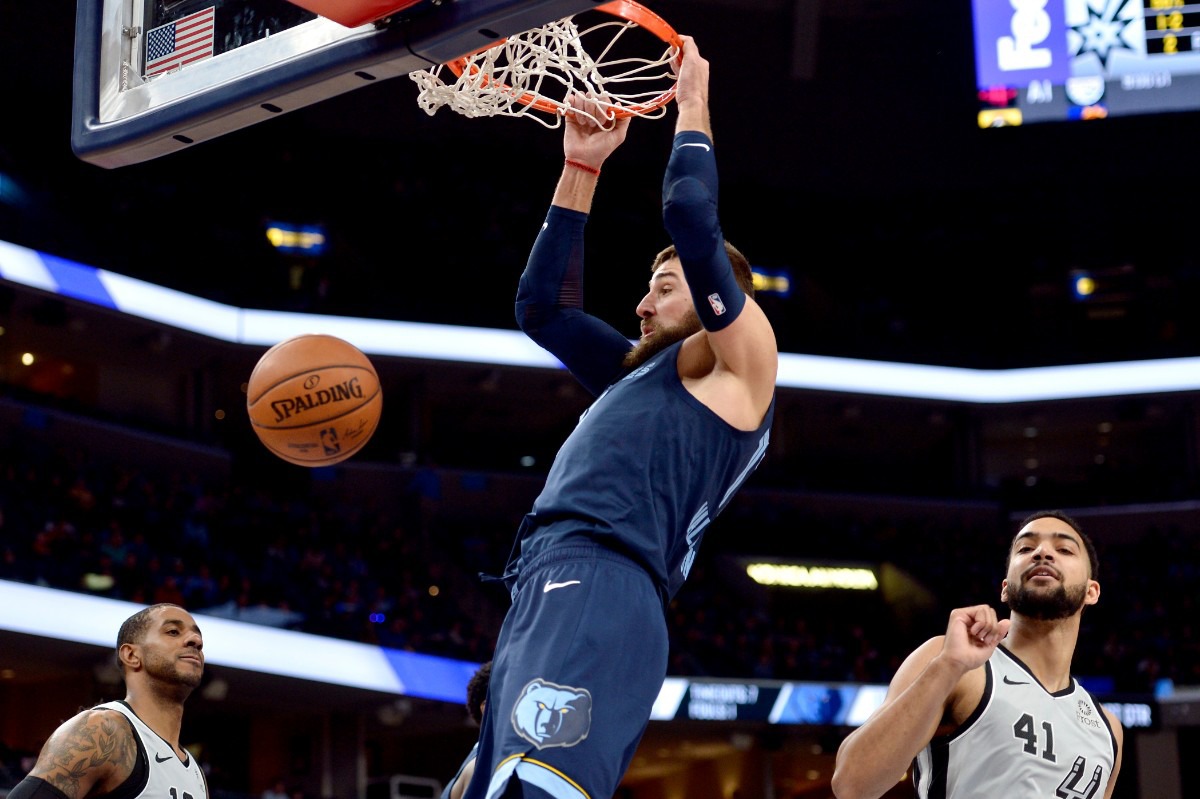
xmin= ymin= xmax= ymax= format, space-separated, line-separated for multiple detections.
xmin=971 ymin=0 xmax=1200 ymax=126
xmin=1145 ymin=0 xmax=1200 ymax=55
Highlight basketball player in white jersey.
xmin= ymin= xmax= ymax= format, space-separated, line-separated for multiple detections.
xmin=9 ymin=604 xmax=209 ymax=799
xmin=831 ymin=510 xmax=1123 ymax=799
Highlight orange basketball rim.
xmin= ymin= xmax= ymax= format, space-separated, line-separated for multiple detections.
xmin=443 ymin=0 xmax=683 ymax=120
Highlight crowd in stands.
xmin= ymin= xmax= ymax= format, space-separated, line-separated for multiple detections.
xmin=0 ymin=432 xmax=499 ymax=663
xmin=2 ymin=416 xmax=1198 ymax=695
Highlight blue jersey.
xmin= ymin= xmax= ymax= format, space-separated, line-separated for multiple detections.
xmin=515 ymin=339 xmax=774 ymax=599
xmin=472 ymin=129 xmax=774 ymax=799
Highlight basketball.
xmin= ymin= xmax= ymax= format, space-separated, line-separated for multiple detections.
xmin=246 ymin=334 xmax=382 ymax=467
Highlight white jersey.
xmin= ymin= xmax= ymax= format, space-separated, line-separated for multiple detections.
xmin=913 ymin=646 xmax=1117 ymax=799
xmin=97 ymin=701 xmax=209 ymax=799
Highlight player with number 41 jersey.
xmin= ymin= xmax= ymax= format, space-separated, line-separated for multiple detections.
xmin=832 ymin=511 xmax=1123 ymax=799
xmin=912 ymin=644 xmax=1116 ymax=798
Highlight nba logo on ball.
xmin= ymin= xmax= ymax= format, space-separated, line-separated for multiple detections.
xmin=320 ymin=426 xmax=340 ymax=456
xmin=246 ymin=334 xmax=382 ymax=467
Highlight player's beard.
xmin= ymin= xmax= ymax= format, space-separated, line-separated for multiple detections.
xmin=143 ymin=649 xmax=204 ymax=696
xmin=1006 ymin=578 xmax=1089 ymax=620
xmin=623 ymin=309 xmax=702 ymax=370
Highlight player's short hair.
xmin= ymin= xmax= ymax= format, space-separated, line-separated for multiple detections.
xmin=651 ymin=241 xmax=755 ymax=298
xmin=466 ymin=661 xmax=492 ymax=724
xmin=1010 ymin=510 xmax=1100 ymax=579
xmin=116 ymin=603 xmax=181 ymax=672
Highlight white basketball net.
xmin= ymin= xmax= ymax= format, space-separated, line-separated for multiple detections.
xmin=408 ymin=13 xmax=679 ymax=129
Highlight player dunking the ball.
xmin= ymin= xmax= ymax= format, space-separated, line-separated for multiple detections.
xmin=9 ymin=604 xmax=209 ymax=799
xmin=463 ymin=36 xmax=778 ymax=799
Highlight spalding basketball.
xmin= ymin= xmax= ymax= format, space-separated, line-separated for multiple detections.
xmin=246 ymin=334 xmax=382 ymax=467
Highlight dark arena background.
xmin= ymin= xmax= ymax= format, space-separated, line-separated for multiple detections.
xmin=2 ymin=0 xmax=1199 ymax=797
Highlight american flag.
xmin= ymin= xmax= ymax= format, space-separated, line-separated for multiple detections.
xmin=144 ymin=7 xmax=215 ymax=78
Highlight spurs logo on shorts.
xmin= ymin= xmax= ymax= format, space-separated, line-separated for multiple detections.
xmin=511 ymin=679 xmax=593 ymax=749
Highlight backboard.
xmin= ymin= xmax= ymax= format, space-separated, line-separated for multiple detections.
xmin=71 ymin=0 xmax=597 ymax=169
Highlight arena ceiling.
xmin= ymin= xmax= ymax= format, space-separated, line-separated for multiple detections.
xmin=4 ymin=0 xmax=1200 ymax=372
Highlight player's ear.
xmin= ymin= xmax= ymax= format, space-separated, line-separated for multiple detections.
xmin=118 ymin=642 xmax=141 ymax=671
xmin=999 ymin=579 xmax=1009 ymax=603
xmin=1084 ymin=579 xmax=1100 ymax=607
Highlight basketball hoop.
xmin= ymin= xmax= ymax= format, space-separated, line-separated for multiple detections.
xmin=409 ymin=0 xmax=682 ymax=128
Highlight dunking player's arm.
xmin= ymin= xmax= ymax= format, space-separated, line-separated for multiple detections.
xmin=515 ymin=92 xmax=633 ymax=397
xmin=662 ymin=36 xmax=776 ymax=431
xmin=534 ymin=36 xmax=776 ymax=424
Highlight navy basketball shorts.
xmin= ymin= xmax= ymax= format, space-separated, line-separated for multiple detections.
xmin=465 ymin=544 xmax=669 ymax=799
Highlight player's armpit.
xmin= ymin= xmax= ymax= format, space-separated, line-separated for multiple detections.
xmin=704 ymin=299 xmax=778 ymax=407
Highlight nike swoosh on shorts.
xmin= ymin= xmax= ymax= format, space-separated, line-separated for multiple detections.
xmin=543 ymin=579 xmax=582 ymax=593
xmin=676 ymin=142 xmax=711 ymax=151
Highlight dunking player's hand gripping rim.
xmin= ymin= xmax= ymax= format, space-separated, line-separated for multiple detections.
xmin=410 ymin=0 xmax=683 ymax=127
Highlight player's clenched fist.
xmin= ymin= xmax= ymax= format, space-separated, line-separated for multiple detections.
xmin=939 ymin=604 xmax=1011 ymax=673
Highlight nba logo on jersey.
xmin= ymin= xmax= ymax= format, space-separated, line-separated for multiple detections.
xmin=623 ymin=364 xmax=654 ymax=382
xmin=707 ymin=293 xmax=726 ymax=315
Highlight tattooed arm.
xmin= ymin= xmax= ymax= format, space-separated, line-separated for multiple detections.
xmin=20 ymin=709 xmax=139 ymax=799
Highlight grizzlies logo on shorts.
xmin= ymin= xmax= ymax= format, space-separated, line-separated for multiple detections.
xmin=511 ymin=679 xmax=593 ymax=749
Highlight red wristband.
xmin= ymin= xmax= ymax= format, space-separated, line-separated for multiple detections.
xmin=564 ymin=158 xmax=600 ymax=176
